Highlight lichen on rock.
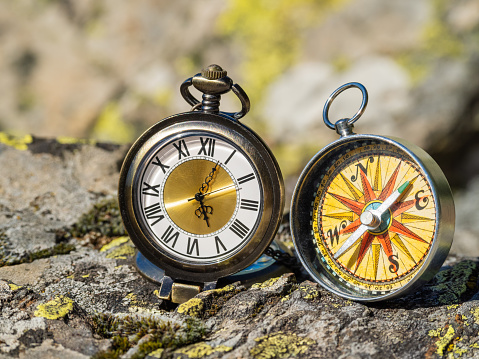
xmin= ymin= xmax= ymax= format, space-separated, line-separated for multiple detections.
xmin=250 ymin=332 xmax=316 ymax=359
xmin=34 ymin=295 xmax=74 ymax=320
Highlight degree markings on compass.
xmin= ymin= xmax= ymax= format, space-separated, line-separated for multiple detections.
xmin=373 ymin=155 xmax=381 ymax=191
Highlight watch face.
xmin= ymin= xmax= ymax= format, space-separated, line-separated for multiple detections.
xmin=291 ymin=136 xmax=454 ymax=301
xmin=135 ymin=133 xmax=263 ymax=264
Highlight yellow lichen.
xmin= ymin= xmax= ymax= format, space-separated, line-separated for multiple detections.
xmin=56 ymin=136 xmax=96 ymax=145
xmin=125 ymin=292 xmax=137 ymax=301
xmin=81 ymin=274 xmax=90 ymax=278
xmin=34 ymin=296 xmax=74 ymax=319
xmin=430 ymin=326 xmax=455 ymax=356
xmin=148 ymin=348 xmax=164 ymax=358
xmin=252 ymin=277 xmax=281 ymax=289
xmin=250 ymin=332 xmax=315 ymax=359
xmin=206 ymin=284 xmax=236 ymax=294
xmin=471 ymin=307 xmax=479 ymax=325
xmin=8 ymin=283 xmax=23 ymax=291
xmin=174 ymin=342 xmax=232 ymax=358
xmin=100 ymin=236 xmax=130 ymax=252
xmin=0 ymin=132 xmax=32 ymax=150
xmin=447 ymin=304 xmax=459 ymax=310
xmin=177 ymin=298 xmax=204 ymax=318
xmin=298 ymin=284 xmax=320 ymax=300
xmin=105 ymin=244 xmax=135 ymax=259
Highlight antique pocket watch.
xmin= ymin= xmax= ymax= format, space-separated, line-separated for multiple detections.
xmin=291 ymin=83 xmax=455 ymax=301
xmin=119 ymin=65 xmax=284 ymax=303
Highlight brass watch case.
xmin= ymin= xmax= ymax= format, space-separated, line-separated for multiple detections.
xmin=119 ymin=111 xmax=284 ymax=283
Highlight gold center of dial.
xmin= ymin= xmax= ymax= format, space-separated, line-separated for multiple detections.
xmin=163 ymin=159 xmax=237 ymax=235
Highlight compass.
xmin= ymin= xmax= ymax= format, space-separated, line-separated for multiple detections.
xmin=119 ymin=65 xmax=284 ymax=303
xmin=290 ymin=83 xmax=455 ymax=301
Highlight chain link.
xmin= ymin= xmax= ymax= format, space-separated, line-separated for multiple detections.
xmin=264 ymin=246 xmax=302 ymax=272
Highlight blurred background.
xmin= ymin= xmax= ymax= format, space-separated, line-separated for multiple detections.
xmin=1 ymin=0 xmax=479 ymax=254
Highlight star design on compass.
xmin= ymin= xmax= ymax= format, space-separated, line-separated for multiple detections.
xmin=322 ymin=156 xmax=435 ymax=279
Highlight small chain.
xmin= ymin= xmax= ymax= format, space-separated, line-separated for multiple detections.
xmin=264 ymin=246 xmax=302 ymax=272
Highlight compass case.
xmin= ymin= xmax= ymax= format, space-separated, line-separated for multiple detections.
xmin=291 ymin=134 xmax=455 ymax=302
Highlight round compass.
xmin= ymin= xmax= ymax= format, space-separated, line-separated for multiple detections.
xmin=119 ymin=65 xmax=284 ymax=303
xmin=291 ymin=83 xmax=455 ymax=301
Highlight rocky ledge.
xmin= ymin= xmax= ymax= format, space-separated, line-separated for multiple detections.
xmin=1 ymin=136 xmax=479 ymax=359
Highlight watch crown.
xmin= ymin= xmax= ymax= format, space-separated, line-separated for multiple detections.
xmin=201 ymin=64 xmax=227 ymax=80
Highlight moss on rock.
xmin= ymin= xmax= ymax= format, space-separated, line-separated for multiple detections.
xmin=68 ymin=198 xmax=126 ymax=239
xmin=0 ymin=242 xmax=75 ymax=267
xmin=90 ymin=313 xmax=206 ymax=359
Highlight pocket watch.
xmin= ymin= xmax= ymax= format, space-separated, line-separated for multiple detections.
xmin=291 ymin=82 xmax=455 ymax=301
xmin=118 ymin=65 xmax=284 ymax=303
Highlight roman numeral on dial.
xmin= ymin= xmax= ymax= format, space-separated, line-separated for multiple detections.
xmin=142 ymin=182 xmax=160 ymax=197
xmin=173 ymin=139 xmax=190 ymax=159
xmin=240 ymin=199 xmax=259 ymax=211
xmin=230 ymin=219 xmax=249 ymax=239
xmin=224 ymin=149 xmax=236 ymax=165
xmin=187 ymin=237 xmax=199 ymax=256
xmin=151 ymin=156 xmax=170 ymax=174
xmin=161 ymin=225 xmax=179 ymax=248
xmin=215 ymin=236 xmax=227 ymax=254
xmin=238 ymin=173 xmax=255 ymax=185
xmin=143 ymin=202 xmax=164 ymax=225
xmin=198 ymin=137 xmax=215 ymax=157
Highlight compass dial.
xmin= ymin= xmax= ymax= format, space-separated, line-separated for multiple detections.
xmin=313 ymin=142 xmax=436 ymax=293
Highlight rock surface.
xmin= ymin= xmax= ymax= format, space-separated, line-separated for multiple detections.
xmin=1 ymin=139 xmax=479 ymax=359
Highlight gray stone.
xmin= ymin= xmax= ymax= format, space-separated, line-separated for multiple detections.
xmin=0 ymin=138 xmax=478 ymax=359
